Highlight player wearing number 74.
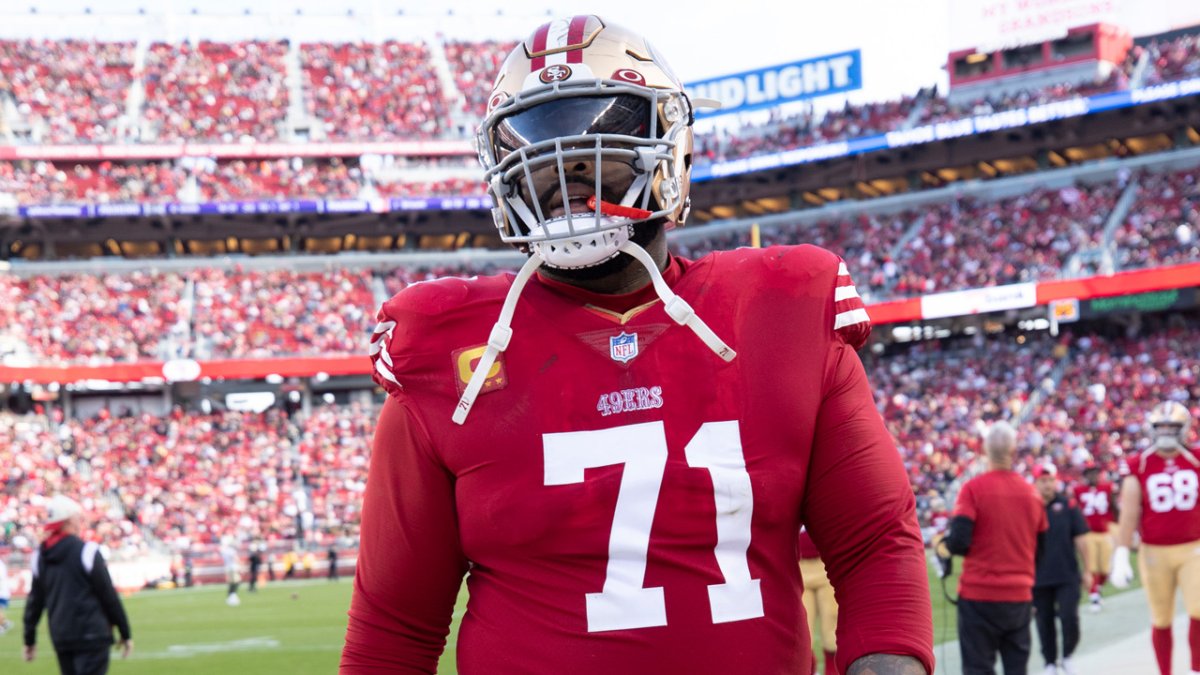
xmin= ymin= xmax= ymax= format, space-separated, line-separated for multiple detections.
xmin=1112 ymin=401 xmax=1200 ymax=675
xmin=341 ymin=15 xmax=933 ymax=675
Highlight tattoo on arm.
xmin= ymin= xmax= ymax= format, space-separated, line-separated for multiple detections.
xmin=846 ymin=654 xmax=928 ymax=675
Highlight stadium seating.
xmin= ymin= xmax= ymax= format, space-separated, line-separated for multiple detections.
xmin=1142 ymin=32 xmax=1200 ymax=84
xmin=671 ymin=212 xmax=913 ymax=302
xmin=1033 ymin=319 xmax=1200 ymax=476
xmin=194 ymin=158 xmax=363 ymax=201
xmin=0 ymin=32 xmax=1194 ymax=153
xmin=190 ymin=268 xmax=377 ymax=359
xmin=443 ymin=39 xmax=520 ymax=120
xmin=0 ymin=271 xmax=187 ymax=364
xmin=0 ymin=403 xmax=373 ymax=557
xmin=301 ymin=41 xmax=449 ymax=140
xmin=0 ymin=159 xmax=185 ymax=205
xmin=0 ymin=39 xmax=135 ymax=143
xmin=887 ymin=182 xmax=1120 ymax=297
xmin=142 ymin=40 xmax=291 ymax=143
xmin=866 ymin=333 xmax=1062 ymax=496
xmin=1114 ymin=169 xmax=1200 ymax=270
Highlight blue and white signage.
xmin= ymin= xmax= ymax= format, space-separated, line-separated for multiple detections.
xmin=691 ymin=76 xmax=1200 ymax=182
xmin=686 ymin=50 xmax=863 ymax=119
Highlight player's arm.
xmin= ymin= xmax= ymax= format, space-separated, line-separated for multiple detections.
xmin=340 ymin=395 xmax=469 ymax=674
xmin=943 ymin=480 xmax=976 ymax=556
xmin=1110 ymin=474 xmax=1141 ymax=588
xmin=1115 ymin=475 xmax=1141 ymax=549
xmin=803 ymin=340 xmax=934 ymax=675
xmin=87 ymin=548 xmax=132 ymax=643
xmin=22 ymin=557 xmax=45 ymax=648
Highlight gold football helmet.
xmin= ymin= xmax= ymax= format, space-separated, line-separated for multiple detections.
xmin=476 ymin=15 xmax=694 ymax=269
xmin=1148 ymin=401 xmax=1192 ymax=452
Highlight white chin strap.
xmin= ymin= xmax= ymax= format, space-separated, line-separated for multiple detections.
xmin=452 ymin=241 xmax=737 ymax=425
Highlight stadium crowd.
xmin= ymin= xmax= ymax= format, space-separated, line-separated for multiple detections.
xmin=443 ymin=39 xmax=519 ymax=120
xmin=0 ymin=31 xmax=1193 ymax=157
xmin=1114 ymin=169 xmax=1200 ymax=270
xmin=142 ymin=40 xmax=291 ymax=143
xmin=0 ymin=39 xmax=135 ymax=143
xmin=301 ymin=41 xmax=448 ymax=141
xmin=3 ymin=316 xmax=1196 ymax=561
xmin=0 ymin=402 xmax=373 ymax=561
xmin=0 ymin=271 xmax=188 ymax=364
xmin=4 ymin=164 xmax=1200 ymax=366
xmin=189 ymin=268 xmax=376 ymax=359
xmin=888 ymin=182 xmax=1120 ymax=295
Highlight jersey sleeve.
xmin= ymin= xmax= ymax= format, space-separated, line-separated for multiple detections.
xmin=801 ymin=339 xmax=934 ymax=675
xmin=340 ymin=395 xmax=468 ymax=674
xmin=369 ymin=307 xmax=404 ymax=397
xmin=832 ymin=257 xmax=871 ymax=349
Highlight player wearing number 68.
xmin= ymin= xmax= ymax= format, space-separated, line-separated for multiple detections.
xmin=341 ymin=15 xmax=933 ymax=675
xmin=1112 ymin=400 xmax=1200 ymax=675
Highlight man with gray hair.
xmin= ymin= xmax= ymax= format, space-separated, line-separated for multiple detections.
xmin=944 ymin=422 xmax=1048 ymax=674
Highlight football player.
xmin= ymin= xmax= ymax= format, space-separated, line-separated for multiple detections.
xmin=1071 ymin=461 xmax=1117 ymax=612
xmin=341 ymin=16 xmax=933 ymax=675
xmin=1112 ymin=401 xmax=1200 ymax=675
xmin=799 ymin=527 xmax=839 ymax=675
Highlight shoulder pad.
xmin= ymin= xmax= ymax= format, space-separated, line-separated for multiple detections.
xmin=369 ymin=274 xmax=512 ymax=396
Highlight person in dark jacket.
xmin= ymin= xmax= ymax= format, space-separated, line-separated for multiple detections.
xmin=1032 ymin=463 xmax=1091 ymax=675
xmin=248 ymin=546 xmax=262 ymax=593
xmin=23 ymin=495 xmax=133 ymax=675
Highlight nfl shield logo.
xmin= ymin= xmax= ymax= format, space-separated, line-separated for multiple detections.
xmin=609 ymin=332 xmax=639 ymax=363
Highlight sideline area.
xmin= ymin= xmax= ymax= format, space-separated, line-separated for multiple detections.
xmin=936 ymin=588 xmax=1170 ymax=674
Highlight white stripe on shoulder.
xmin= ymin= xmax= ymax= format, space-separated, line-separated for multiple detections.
xmin=30 ymin=550 xmax=40 ymax=577
xmin=375 ymin=358 xmax=401 ymax=387
xmin=834 ymin=308 xmax=870 ymax=330
xmin=834 ymin=285 xmax=860 ymax=302
xmin=837 ymin=262 xmax=850 ymax=277
xmin=82 ymin=541 xmax=100 ymax=574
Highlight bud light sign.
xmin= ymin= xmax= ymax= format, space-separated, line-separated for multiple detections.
xmin=686 ymin=50 xmax=862 ymax=119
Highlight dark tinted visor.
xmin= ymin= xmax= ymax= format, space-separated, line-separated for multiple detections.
xmin=493 ymin=95 xmax=656 ymax=156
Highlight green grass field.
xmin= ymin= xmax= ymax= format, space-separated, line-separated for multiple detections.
xmin=0 ymin=561 xmax=1132 ymax=674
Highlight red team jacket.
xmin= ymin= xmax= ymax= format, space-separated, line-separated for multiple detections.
xmin=952 ymin=470 xmax=1048 ymax=603
xmin=341 ymin=246 xmax=934 ymax=674
xmin=1129 ymin=448 xmax=1200 ymax=546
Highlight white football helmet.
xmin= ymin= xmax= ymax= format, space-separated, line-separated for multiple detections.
xmin=1148 ymin=401 xmax=1192 ymax=452
xmin=476 ymin=15 xmax=694 ymax=269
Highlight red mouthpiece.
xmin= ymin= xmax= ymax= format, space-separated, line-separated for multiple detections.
xmin=586 ymin=195 xmax=653 ymax=220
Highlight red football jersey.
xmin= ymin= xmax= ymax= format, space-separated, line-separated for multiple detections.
xmin=341 ymin=247 xmax=934 ymax=675
xmin=1130 ymin=449 xmax=1200 ymax=546
xmin=1071 ymin=482 xmax=1116 ymax=533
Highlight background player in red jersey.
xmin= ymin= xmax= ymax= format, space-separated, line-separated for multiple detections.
xmin=341 ymin=15 xmax=933 ymax=675
xmin=799 ymin=527 xmax=840 ymax=675
xmin=1071 ymin=462 xmax=1118 ymax=612
xmin=1112 ymin=401 xmax=1200 ymax=675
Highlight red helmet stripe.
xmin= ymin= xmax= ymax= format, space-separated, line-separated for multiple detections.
xmin=530 ymin=22 xmax=551 ymax=71
xmin=566 ymin=15 xmax=588 ymax=64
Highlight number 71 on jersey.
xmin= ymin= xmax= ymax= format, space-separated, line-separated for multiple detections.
xmin=544 ymin=420 xmax=765 ymax=632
